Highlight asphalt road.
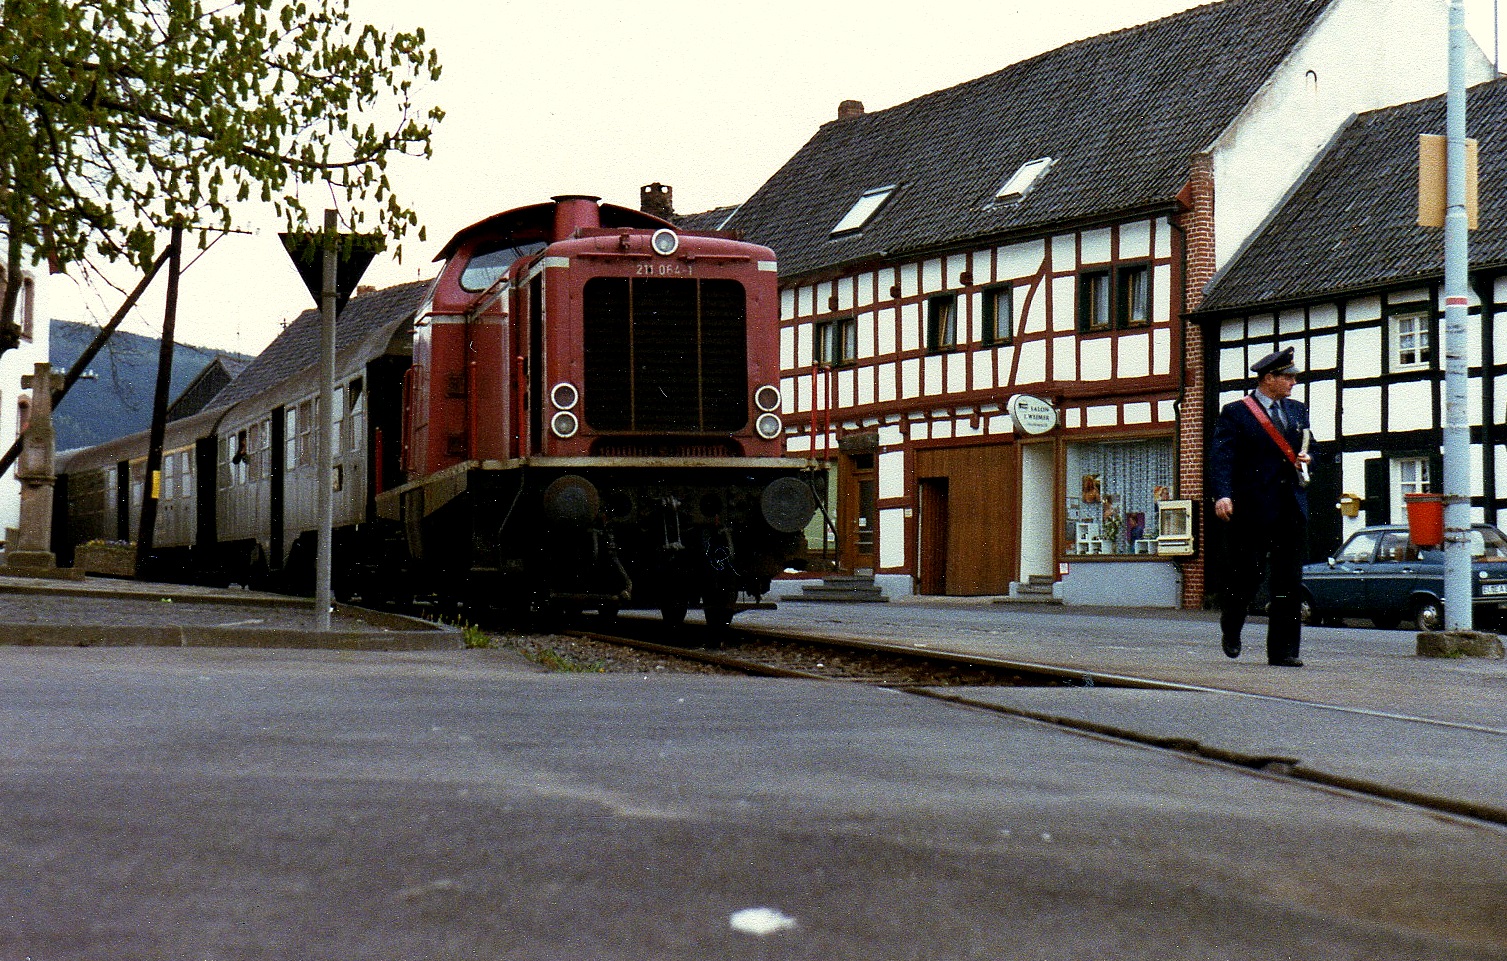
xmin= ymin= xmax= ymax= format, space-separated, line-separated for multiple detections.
xmin=1 ymin=644 xmax=1504 ymax=960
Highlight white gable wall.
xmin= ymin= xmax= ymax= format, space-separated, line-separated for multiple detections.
xmin=1210 ymin=0 xmax=1493 ymax=270
xmin=0 ymin=269 xmax=53 ymax=540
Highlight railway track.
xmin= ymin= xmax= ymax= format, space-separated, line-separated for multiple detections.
xmin=560 ymin=620 xmax=1507 ymax=830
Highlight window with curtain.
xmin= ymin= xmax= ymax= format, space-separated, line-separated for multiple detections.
xmin=1064 ymin=437 xmax=1175 ymax=555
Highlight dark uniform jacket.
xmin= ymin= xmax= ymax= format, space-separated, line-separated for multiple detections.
xmin=1210 ymin=394 xmax=1310 ymax=528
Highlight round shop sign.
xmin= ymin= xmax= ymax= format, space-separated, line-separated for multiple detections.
xmin=1008 ymin=394 xmax=1058 ymax=435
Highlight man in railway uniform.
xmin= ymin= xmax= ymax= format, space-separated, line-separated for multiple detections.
xmin=1210 ymin=346 xmax=1313 ymax=667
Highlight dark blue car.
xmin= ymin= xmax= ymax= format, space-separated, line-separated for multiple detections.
xmin=1303 ymin=524 xmax=1507 ymax=629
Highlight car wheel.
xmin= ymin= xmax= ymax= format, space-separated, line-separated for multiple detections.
xmin=1371 ymin=614 xmax=1402 ymax=630
xmin=1299 ymin=593 xmax=1319 ymax=626
xmin=1413 ymin=598 xmax=1445 ymax=632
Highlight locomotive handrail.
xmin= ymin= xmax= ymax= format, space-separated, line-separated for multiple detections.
xmin=467 ymin=359 xmax=478 ymax=460
xmin=400 ymin=365 xmax=417 ymax=473
xmin=463 ymin=276 xmax=510 ymax=322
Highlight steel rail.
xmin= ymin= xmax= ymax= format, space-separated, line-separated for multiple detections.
xmin=570 ymin=620 xmax=1507 ymax=830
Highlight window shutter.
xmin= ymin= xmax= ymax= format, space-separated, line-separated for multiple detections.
xmin=1364 ymin=457 xmax=1389 ymax=524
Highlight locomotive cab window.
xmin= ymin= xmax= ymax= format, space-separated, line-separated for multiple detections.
xmin=460 ymin=239 xmax=549 ymax=291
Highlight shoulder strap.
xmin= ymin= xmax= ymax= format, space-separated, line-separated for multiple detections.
xmin=1241 ymin=394 xmax=1299 ymax=467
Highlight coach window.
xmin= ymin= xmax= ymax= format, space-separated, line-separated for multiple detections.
xmin=332 ymin=385 xmax=344 ymax=457
xmin=230 ymin=430 xmax=248 ymax=485
xmin=249 ymin=420 xmax=266 ymax=482
xmin=285 ymin=408 xmax=298 ymax=468
xmin=347 ymin=380 xmax=365 ymax=452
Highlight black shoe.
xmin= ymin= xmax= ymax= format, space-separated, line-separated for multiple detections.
xmin=1222 ymin=636 xmax=1241 ymax=658
xmin=1269 ymin=657 xmax=1304 ymax=667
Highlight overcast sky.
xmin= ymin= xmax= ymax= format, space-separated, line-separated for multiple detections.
xmin=46 ymin=0 xmax=1506 ymax=357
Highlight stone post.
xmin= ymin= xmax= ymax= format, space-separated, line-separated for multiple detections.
xmin=4 ymin=362 xmax=80 ymax=578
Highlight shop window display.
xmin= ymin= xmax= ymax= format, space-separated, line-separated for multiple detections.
xmin=1064 ymin=438 xmax=1174 ymax=556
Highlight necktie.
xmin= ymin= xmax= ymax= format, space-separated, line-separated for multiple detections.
xmin=1271 ymin=400 xmax=1287 ymax=431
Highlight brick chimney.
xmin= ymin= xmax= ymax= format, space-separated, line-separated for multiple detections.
xmin=838 ymin=99 xmax=865 ymax=120
xmin=640 ymin=182 xmax=675 ymax=220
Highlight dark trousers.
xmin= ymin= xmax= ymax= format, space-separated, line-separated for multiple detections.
xmin=1218 ymin=509 xmax=1306 ymax=662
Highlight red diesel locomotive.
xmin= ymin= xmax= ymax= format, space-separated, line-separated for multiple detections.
xmin=377 ymin=195 xmax=817 ymax=625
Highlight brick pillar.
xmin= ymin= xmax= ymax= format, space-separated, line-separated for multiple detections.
xmin=1178 ymin=153 xmax=1217 ymax=610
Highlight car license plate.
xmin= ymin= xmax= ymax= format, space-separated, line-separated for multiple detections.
xmin=1483 ymin=583 xmax=1507 ymax=596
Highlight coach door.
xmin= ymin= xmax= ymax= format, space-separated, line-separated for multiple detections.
xmin=270 ymin=405 xmax=285 ymax=568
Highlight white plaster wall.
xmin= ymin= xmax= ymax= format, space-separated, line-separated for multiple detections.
xmin=1389 ymin=380 xmax=1435 ymax=432
xmin=879 ymin=507 xmax=906 ymax=569
xmin=1345 ymin=326 xmax=1384 ymax=380
xmin=1210 ymin=0 xmax=1492 ymax=268
xmin=1342 ymin=385 xmax=1384 ymax=436
xmin=998 ymin=240 xmax=1045 ymax=282
xmin=0 ymin=274 xmax=53 ymax=538
xmin=1018 ymin=442 xmax=1056 ymax=580
xmin=1060 ymin=562 xmax=1181 ymax=607
xmin=1080 ymin=228 xmax=1112 ymax=264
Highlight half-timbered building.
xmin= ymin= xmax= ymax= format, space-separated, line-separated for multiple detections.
xmin=1195 ymin=78 xmax=1507 ymax=593
xmin=0 ymin=261 xmax=51 ymax=541
xmin=722 ymin=0 xmax=1488 ymax=605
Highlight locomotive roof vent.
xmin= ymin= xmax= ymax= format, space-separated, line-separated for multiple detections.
xmin=551 ymin=195 xmax=603 ymax=240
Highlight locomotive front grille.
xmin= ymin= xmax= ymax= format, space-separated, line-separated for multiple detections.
xmin=583 ymin=277 xmax=748 ymax=433
xmin=591 ymin=439 xmax=740 ymax=458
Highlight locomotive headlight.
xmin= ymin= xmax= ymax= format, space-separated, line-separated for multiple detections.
xmin=650 ymin=228 xmax=679 ymax=256
xmin=755 ymin=412 xmax=783 ymax=440
xmin=551 ymin=410 xmax=580 ymax=438
xmin=551 ymin=382 xmax=579 ymax=410
xmin=754 ymin=384 xmax=782 ymax=413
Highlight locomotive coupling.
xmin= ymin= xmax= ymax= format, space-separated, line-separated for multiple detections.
xmin=542 ymin=475 xmax=600 ymax=527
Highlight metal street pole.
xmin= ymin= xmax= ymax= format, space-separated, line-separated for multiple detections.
xmin=1442 ymin=0 xmax=1472 ymax=630
xmin=315 ymin=209 xmax=337 ymax=631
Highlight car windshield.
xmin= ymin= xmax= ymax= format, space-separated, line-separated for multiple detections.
xmin=1335 ymin=531 xmax=1382 ymax=564
xmin=1469 ymin=527 xmax=1507 ymax=560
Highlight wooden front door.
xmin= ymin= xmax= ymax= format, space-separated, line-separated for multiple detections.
xmin=839 ymin=453 xmax=878 ymax=572
xmin=918 ymin=477 xmax=950 ymax=595
xmin=913 ymin=443 xmax=1018 ymax=595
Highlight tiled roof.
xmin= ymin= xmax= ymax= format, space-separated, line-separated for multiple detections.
xmin=674 ymin=205 xmax=740 ymax=233
xmin=1198 ymin=78 xmax=1507 ymax=314
xmin=723 ymin=0 xmax=1334 ymax=280
xmin=211 ymin=279 xmax=430 ymax=408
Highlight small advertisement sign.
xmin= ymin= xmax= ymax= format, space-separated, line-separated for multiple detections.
xmin=1007 ymin=394 xmax=1058 ymax=435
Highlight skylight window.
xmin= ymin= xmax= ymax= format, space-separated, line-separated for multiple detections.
xmin=995 ymin=157 xmax=1053 ymax=201
xmin=831 ymin=184 xmax=896 ymax=235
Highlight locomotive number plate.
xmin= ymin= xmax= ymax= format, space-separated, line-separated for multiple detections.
xmin=635 ymin=262 xmax=693 ymax=276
